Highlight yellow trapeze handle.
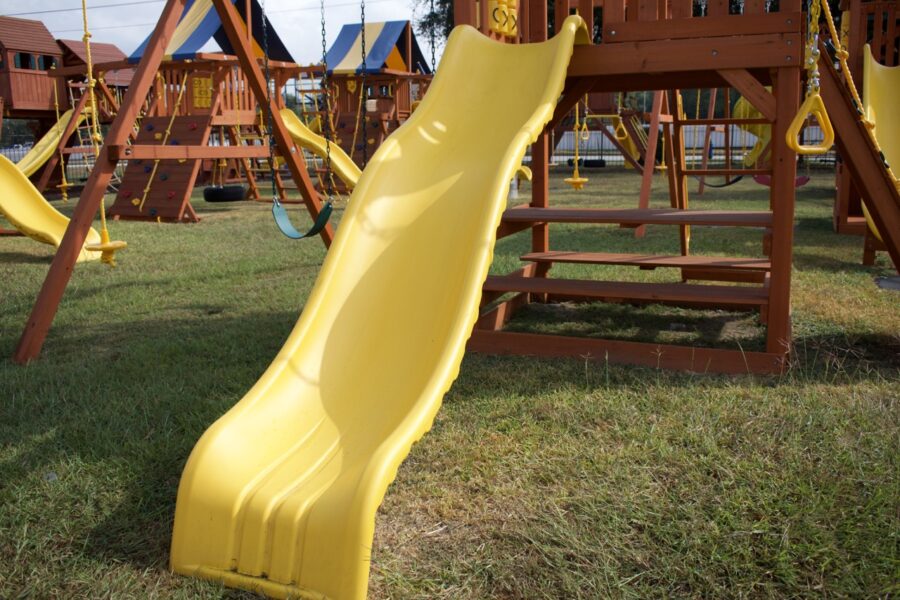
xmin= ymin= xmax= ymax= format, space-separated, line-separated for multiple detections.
xmin=785 ymin=93 xmax=834 ymax=155
xmin=580 ymin=120 xmax=590 ymax=142
xmin=613 ymin=117 xmax=629 ymax=142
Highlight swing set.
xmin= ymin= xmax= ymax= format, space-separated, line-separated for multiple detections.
xmin=14 ymin=0 xmax=336 ymax=363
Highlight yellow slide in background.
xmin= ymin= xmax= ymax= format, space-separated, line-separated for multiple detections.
xmin=733 ymin=94 xmax=770 ymax=168
xmin=862 ymin=44 xmax=900 ymax=242
xmin=280 ymin=108 xmax=363 ymax=188
xmin=0 ymin=155 xmax=100 ymax=262
xmin=15 ymin=108 xmax=83 ymax=177
xmin=170 ymin=16 xmax=588 ymax=600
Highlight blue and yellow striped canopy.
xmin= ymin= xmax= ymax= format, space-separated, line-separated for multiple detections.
xmin=324 ymin=21 xmax=431 ymax=75
xmin=129 ymin=0 xmax=293 ymax=64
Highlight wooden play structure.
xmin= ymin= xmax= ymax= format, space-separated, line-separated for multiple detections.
xmin=93 ymin=0 xmax=299 ymax=222
xmin=318 ymin=20 xmax=432 ymax=165
xmin=14 ymin=0 xmax=334 ymax=363
xmin=455 ymin=0 xmax=819 ymax=374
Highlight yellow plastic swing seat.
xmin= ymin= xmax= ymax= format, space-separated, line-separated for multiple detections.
xmin=84 ymin=229 xmax=127 ymax=266
xmin=565 ymin=176 xmax=588 ymax=189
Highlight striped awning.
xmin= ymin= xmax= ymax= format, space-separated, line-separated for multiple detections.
xmin=129 ymin=0 xmax=293 ymax=64
xmin=324 ymin=21 xmax=431 ymax=75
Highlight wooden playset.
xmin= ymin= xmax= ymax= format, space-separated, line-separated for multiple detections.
xmin=319 ymin=20 xmax=432 ymax=165
xmin=13 ymin=0 xmax=335 ymax=363
xmin=456 ymin=0 xmax=809 ymax=374
xmin=10 ymin=0 xmax=899 ymax=374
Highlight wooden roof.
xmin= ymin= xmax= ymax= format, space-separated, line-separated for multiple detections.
xmin=57 ymin=39 xmax=126 ymax=65
xmin=58 ymin=39 xmax=133 ymax=87
xmin=0 ymin=16 xmax=60 ymax=55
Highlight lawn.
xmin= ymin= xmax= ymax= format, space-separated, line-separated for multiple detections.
xmin=1 ymin=168 xmax=897 ymax=598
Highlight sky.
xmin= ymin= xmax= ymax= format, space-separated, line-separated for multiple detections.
xmin=0 ymin=0 xmax=436 ymax=66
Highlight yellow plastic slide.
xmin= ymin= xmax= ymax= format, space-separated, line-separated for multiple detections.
xmin=170 ymin=16 xmax=588 ymax=600
xmin=280 ymin=108 xmax=363 ymax=188
xmin=0 ymin=155 xmax=100 ymax=262
xmin=862 ymin=44 xmax=900 ymax=242
xmin=15 ymin=108 xmax=83 ymax=177
xmin=733 ymin=94 xmax=770 ymax=167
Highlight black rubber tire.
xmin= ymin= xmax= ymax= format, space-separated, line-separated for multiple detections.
xmin=203 ymin=185 xmax=246 ymax=203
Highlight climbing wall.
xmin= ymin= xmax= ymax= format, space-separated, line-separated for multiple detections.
xmin=109 ymin=115 xmax=212 ymax=222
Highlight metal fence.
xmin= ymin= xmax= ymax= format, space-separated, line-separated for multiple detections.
xmin=552 ymin=124 xmax=837 ymax=168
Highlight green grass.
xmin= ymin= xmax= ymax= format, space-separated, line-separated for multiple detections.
xmin=1 ymin=168 xmax=897 ymax=598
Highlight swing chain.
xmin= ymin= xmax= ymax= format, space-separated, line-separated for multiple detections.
xmin=805 ymin=0 xmax=822 ymax=98
xmin=261 ymin=0 xmax=281 ymax=206
xmin=430 ymin=0 xmax=437 ymax=71
xmin=320 ymin=0 xmax=334 ymax=197
xmin=361 ymin=0 xmax=368 ymax=167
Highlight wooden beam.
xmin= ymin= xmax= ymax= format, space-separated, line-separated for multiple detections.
xmin=467 ymin=330 xmax=785 ymax=374
xmin=764 ymin=67 xmax=800 ymax=355
xmin=14 ymin=0 xmax=189 ymax=364
xmin=602 ymin=12 xmax=801 ymax=43
xmin=567 ymin=34 xmax=801 ymax=77
xmin=717 ymin=68 xmax=776 ymax=121
xmin=109 ymin=144 xmax=272 ymax=160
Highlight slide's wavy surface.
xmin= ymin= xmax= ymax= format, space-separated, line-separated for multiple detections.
xmin=280 ymin=108 xmax=363 ymax=188
xmin=16 ymin=108 xmax=82 ymax=177
xmin=0 ymin=155 xmax=100 ymax=262
xmin=171 ymin=17 xmax=588 ymax=600
xmin=862 ymin=44 xmax=900 ymax=242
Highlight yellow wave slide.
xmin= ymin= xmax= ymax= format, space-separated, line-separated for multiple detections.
xmin=170 ymin=16 xmax=588 ymax=600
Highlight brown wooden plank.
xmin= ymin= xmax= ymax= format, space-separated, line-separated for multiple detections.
xmin=603 ymin=0 xmax=626 ymax=24
xmin=110 ymin=144 xmax=271 ymax=160
xmin=602 ymin=12 xmax=801 ymax=42
xmin=467 ymin=330 xmax=785 ymax=374
xmin=567 ymin=33 xmax=801 ymax=77
xmin=521 ymin=251 xmax=771 ymax=270
xmin=707 ymin=0 xmax=729 ymax=16
xmin=717 ymin=69 xmax=777 ymax=120
xmin=483 ymin=275 xmax=769 ymax=306
xmin=502 ymin=207 xmax=773 ymax=226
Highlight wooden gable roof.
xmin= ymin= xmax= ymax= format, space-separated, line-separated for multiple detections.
xmin=0 ymin=17 xmax=60 ymax=55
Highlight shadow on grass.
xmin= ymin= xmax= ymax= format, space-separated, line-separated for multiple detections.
xmin=0 ymin=309 xmax=300 ymax=572
xmin=0 ymin=251 xmax=53 ymax=265
xmin=0 ymin=309 xmax=894 ymax=579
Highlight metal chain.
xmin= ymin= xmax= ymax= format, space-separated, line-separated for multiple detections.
xmin=430 ymin=0 xmax=436 ymax=71
xmin=805 ymin=0 xmax=822 ymax=96
xmin=320 ymin=0 xmax=334 ymax=197
xmin=261 ymin=0 xmax=278 ymax=202
xmin=360 ymin=0 xmax=368 ymax=167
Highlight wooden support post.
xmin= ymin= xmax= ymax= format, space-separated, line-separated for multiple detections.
xmin=697 ymin=88 xmax=718 ymax=194
xmin=531 ymin=133 xmax=551 ymax=278
xmin=765 ymin=67 xmax=800 ymax=357
xmin=664 ymin=90 xmax=690 ymax=256
xmin=14 ymin=0 xmax=188 ymax=364
xmin=636 ymin=90 xmax=664 ymax=237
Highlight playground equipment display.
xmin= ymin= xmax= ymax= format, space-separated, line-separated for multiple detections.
xmin=3 ymin=0 xmax=898 ymax=597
